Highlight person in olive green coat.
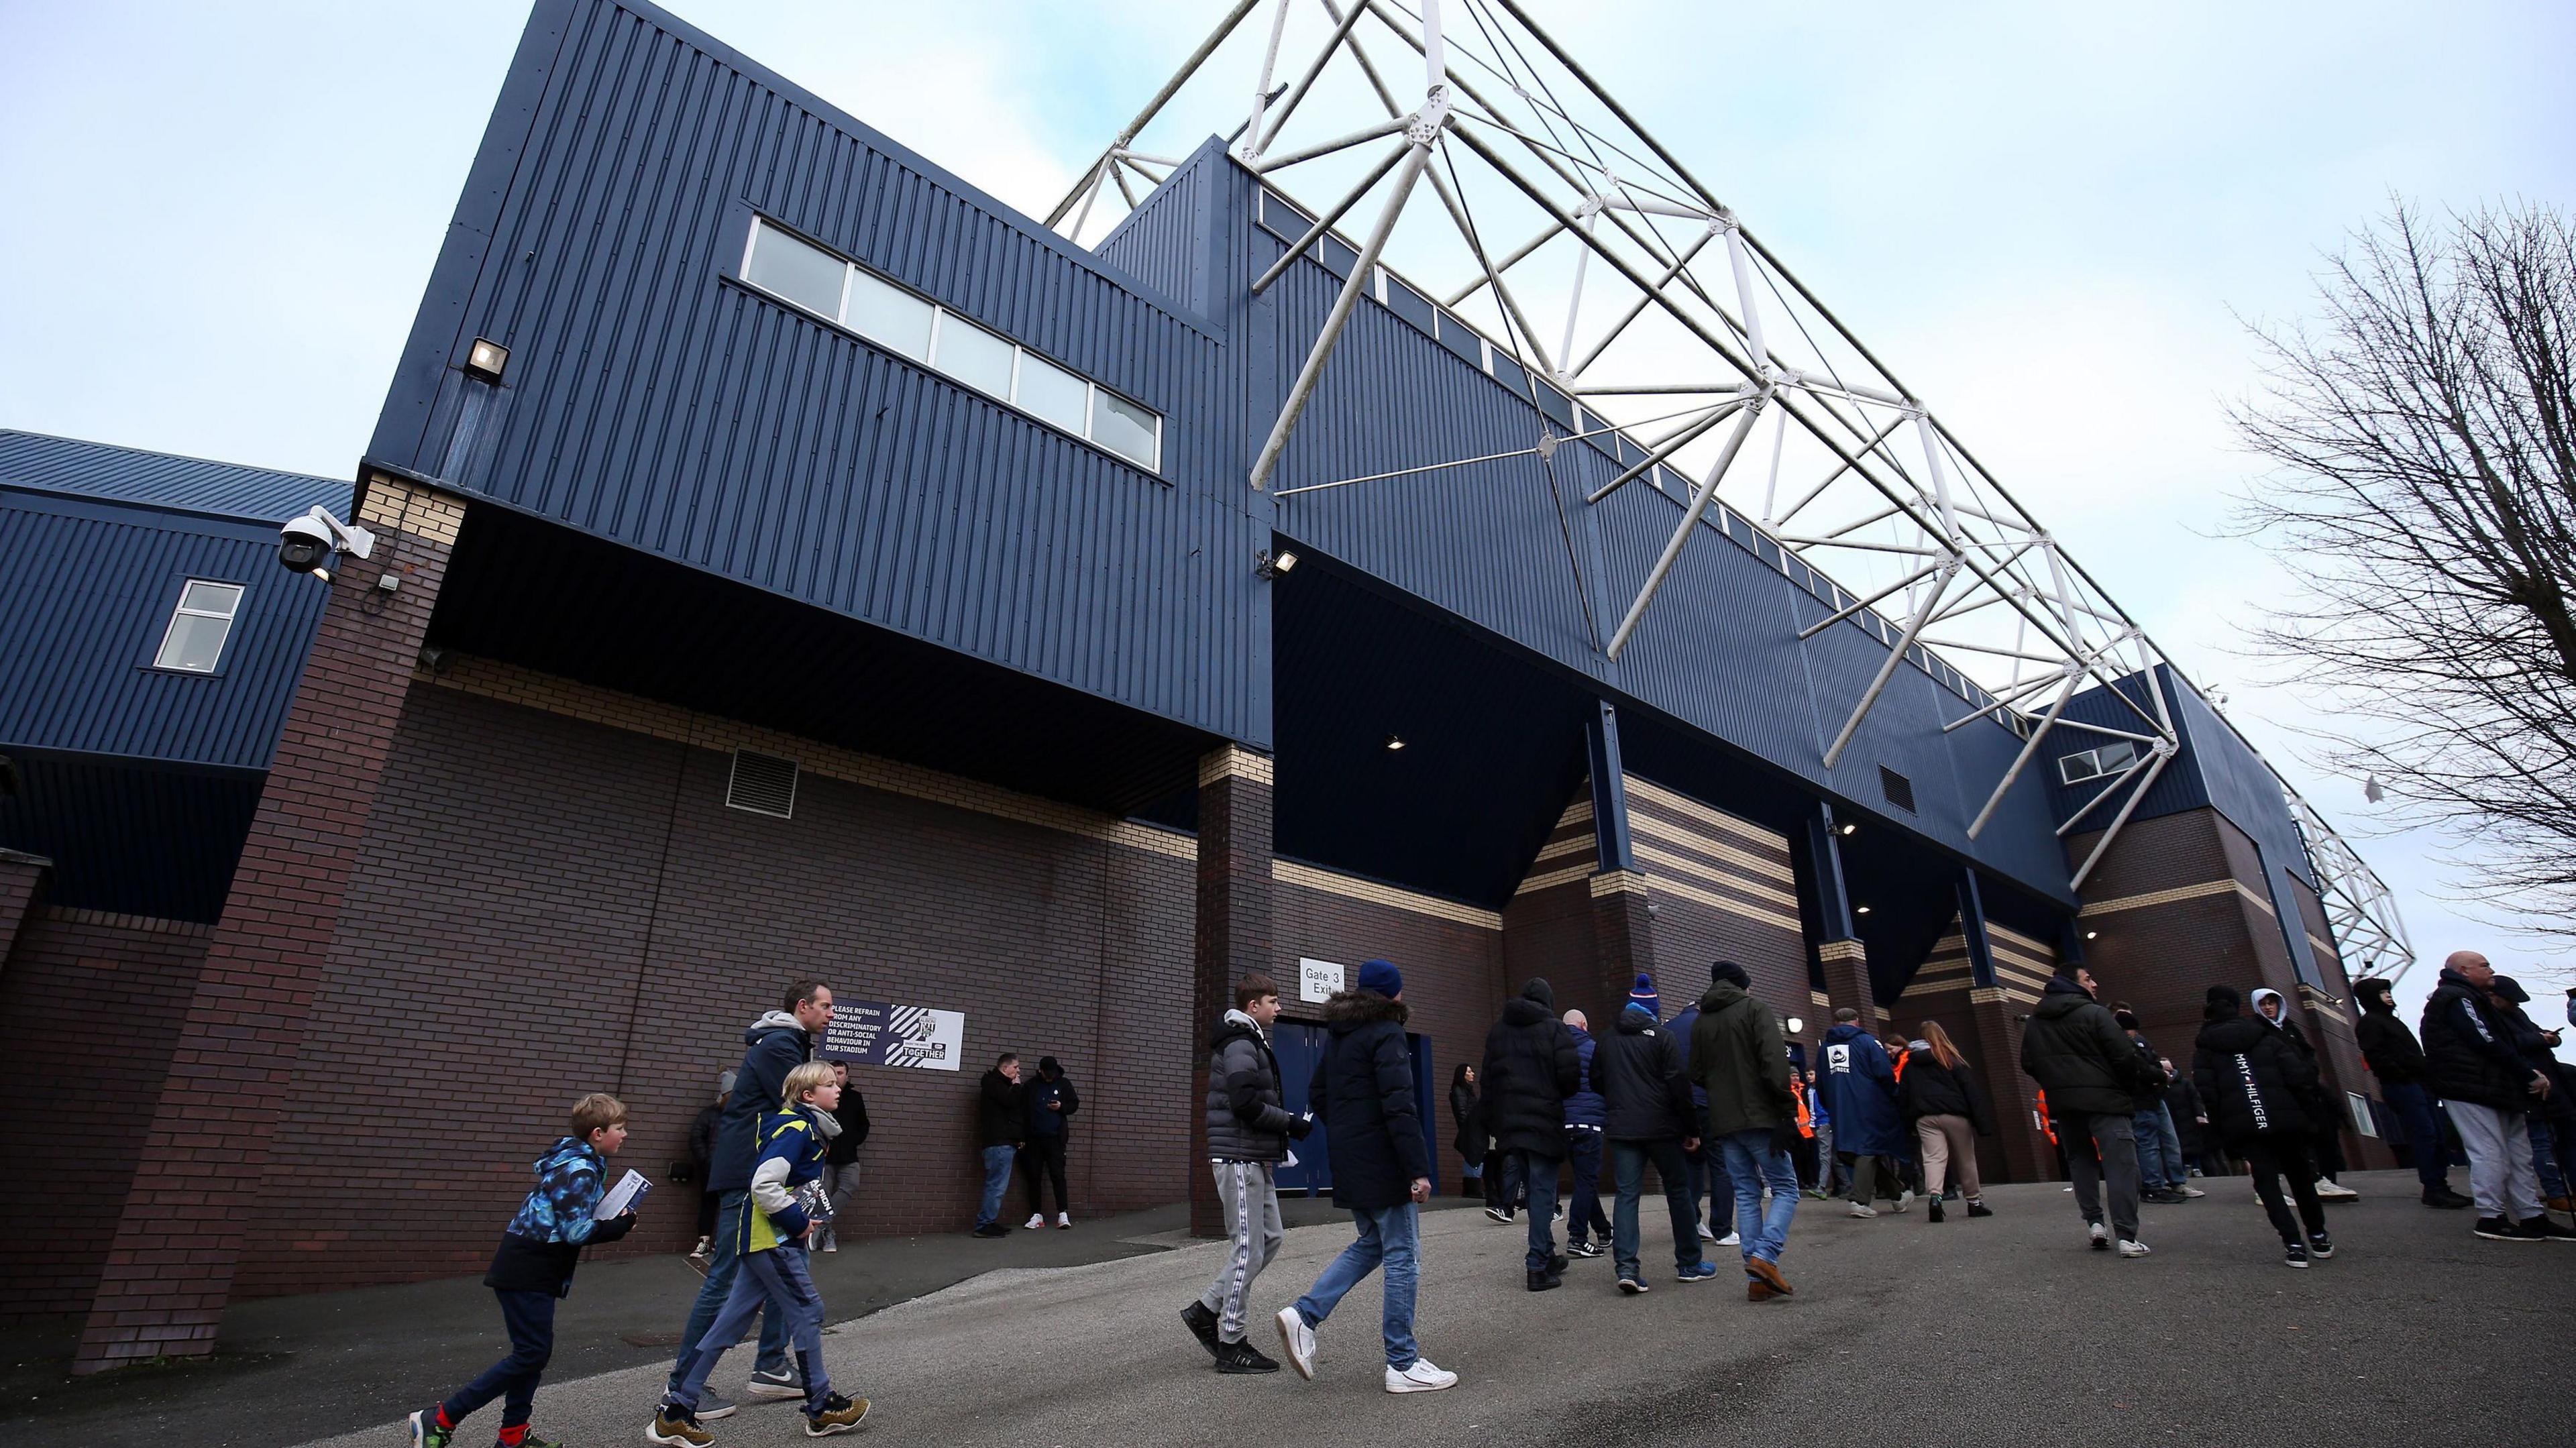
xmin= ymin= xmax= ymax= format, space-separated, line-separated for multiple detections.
xmin=1686 ymin=962 xmax=1802 ymax=1299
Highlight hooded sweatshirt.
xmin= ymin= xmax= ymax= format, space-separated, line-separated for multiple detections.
xmin=483 ymin=1135 xmax=637 ymax=1296
xmin=711 ymin=1009 xmax=815 ymax=1192
xmin=741 ymin=1105 xmax=830 ymax=1253
xmin=2192 ymin=999 xmax=2320 ymax=1145
xmin=1480 ymin=981 xmax=1581 ymax=1158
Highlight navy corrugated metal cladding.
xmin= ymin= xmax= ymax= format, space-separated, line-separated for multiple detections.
xmin=2054 ymin=667 xmax=2317 ymax=893
xmin=370 ymin=0 xmax=1267 ymax=748
xmin=0 ymin=433 xmax=342 ymax=918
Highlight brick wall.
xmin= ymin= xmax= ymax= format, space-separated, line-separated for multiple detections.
xmin=0 ymin=909 xmax=212 ymax=1324
xmin=232 ymin=676 xmax=1196 ymax=1294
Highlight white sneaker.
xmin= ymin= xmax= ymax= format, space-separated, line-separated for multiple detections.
xmin=1275 ymin=1306 xmax=1318 ymax=1380
xmin=688 ymin=1237 xmax=710 ymax=1260
xmin=1024 ymin=1213 xmax=1046 ymax=1230
xmin=1847 ymin=1202 xmax=1878 ymax=1219
xmin=2314 ymin=1178 xmax=2360 ymax=1201
xmin=2116 ymin=1238 xmax=2151 ymax=1258
xmin=1696 ymin=1222 xmax=1717 ymax=1240
xmin=1386 ymin=1358 xmax=1458 ymax=1394
xmin=2178 ymin=1186 xmax=2206 ymax=1199
xmin=1056 ymin=1211 xmax=1073 ymax=1228
xmin=1717 ymin=1231 xmax=1741 ymax=1247
xmin=1888 ymin=1190 xmax=1912 ymax=1213
xmin=2088 ymin=1221 xmax=2109 ymax=1248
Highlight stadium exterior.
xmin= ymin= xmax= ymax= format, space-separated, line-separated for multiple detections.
xmin=0 ymin=0 xmax=2410 ymax=1373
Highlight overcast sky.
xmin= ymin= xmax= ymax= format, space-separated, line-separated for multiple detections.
xmin=4 ymin=1 xmax=2572 ymax=1034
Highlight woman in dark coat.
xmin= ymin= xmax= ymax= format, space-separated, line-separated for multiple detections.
xmin=1449 ymin=1064 xmax=1485 ymax=1199
xmin=1897 ymin=1021 xmax=1994 ymax=1222
xmin=2196 ymin=986 xmax=2332 ymax=1266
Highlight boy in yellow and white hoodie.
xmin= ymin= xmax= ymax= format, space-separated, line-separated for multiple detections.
xmin=649 ymin=1061 xmax=869 ymax=1441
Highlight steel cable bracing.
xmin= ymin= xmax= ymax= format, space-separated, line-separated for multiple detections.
xmin=1046 ymin=0 xmax=2392 ymax=913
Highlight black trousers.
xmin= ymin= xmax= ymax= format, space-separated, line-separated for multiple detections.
xmin=2245 ymin=1133 xmax=2326 ymax=1244
xmin=1022 ymin=1133 xmax=1070 ymax=1215
xmin=441 ymin=1288 xmax=554 ymax=1430
xmin=696 ymin=1188 xmax=720 ymax=1238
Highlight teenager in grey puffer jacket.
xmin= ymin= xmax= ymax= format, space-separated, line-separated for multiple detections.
xmin=1187 ymin=984 xmax=1315 ymax=1372
xmin=1205 ymin=1012 xmax=1302 ymax=1162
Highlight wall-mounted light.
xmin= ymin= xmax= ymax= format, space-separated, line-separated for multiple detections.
xmin=1255 ymin=548 xmax=1299 ymax=579
xmin=1383 ymin=734 xmax=1406 ymax=752
xmin=2085 ymin=930 xmax=2099 ymax=940
xmin=1838 ymin=823 xmax=1857 ymax=836
xmin=1854 ymin=904 xmax=1872 ymax=915
xmin=1786 ymin=1016 xmax=1805 ymax=1035
xmin=464 ymin=337 xmax=509 ymax=382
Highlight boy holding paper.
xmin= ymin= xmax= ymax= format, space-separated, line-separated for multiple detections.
xmin=410 ymin=1093 xmax=639 ymax=1448
xmin=650 ymin=1060 xmax=870 ymax=1442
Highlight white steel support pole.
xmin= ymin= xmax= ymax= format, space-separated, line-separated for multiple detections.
xmin=1251 ymin=140 xmax=1410 ymax=293
xmin=1046 ymin=0 xmax=1262 ymax=226
xmin=1585 ymin=399 xmax=1741 ymax=504
xmin=1555 ymin=208 xmax=1597 ymax=378
xmin=1248 ymin=141 xmax=1435 ymax=492
xmin=1259 ymin=0 xmax=1375 ymax=154
xmin=2070 ymin=745 xmax=2174 ymax=889
xmin=1966 ymin=670 xmax=2080 ymax=838
xmin=1606 ymin=396 xmax=1766 ymax=659
xmin=1241 ymin=0 xmax=1295 ymax=160
xmin=1821 ymin=555 xmax=1961 ymax=769
xmin=1722 ymin=219 xmax=1768 ymax=374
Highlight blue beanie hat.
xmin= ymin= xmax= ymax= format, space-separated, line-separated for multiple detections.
xmin=1358 ymin=958 xmax=1402 ymax=997
xmin=1627 ymin=973 xmax=1659 ymax=1016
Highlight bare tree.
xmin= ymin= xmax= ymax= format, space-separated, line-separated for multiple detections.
xmin=2231 ymin=200 xmax=2576 ymax=938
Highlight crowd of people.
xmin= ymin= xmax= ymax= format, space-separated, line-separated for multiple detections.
xmin=396 ymin=948 xmax=2575 ymax=1443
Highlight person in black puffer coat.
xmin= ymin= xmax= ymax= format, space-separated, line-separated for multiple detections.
xmin=2194 ymin=985 xmax=2330 ymax=1264
xmin=2489 ymin=976 xmax=2576 ymax=1212
xmin=2420 ymin=953 xmax=2560 ymax=1237
xmin=1896 ymin=1021 xmax=1993 ymax=1221
xmin=1482 ymin=978 xmax=1582 ymax=1290
xmin=2354 ymin=977 xmax=2466 ymax=1206
xmin=2250 ymin=989 xmax=2351 ymax=1196
xmin=2020 ymin=966 xmax=2160 ymax=1250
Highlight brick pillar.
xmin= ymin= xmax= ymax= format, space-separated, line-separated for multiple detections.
xmin=1819 ymin=938 xmax=1877 ymax=1025
xmin=0 ymin=848 xmax=49 ymax=975
xmin=1192 ymin=744 xmax=1274 ymax=1238
xmin=1587 ymin=869 xmax=1657 ymax=1015
xmin=1968 ymin=988 xmax=2051 ymax=1182
xmin=73 ymin=476 xmax=466 ymax=1374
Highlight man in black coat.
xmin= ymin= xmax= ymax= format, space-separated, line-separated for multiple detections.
xmin=2020 ymin=966 xmax=2161 ymax=1256
xmin=2420 ymin=951 xmax=2561 ymax=1240
xmin=972 ymin=1054 xmax=1026 ymax=1238
xmin=1589 ymin=997 xmax=1706 ymax=1292
xmin=1275 ymin=960 xmax=1456 ymax=1394
xmin=2192 ymin=985 xmax=2332 ymax=1266
xmin=1481 ymin=977 xmax=1582 ymax=1291
xmin=663 ymin=980 xmax=834 ymax=1410
xmin=2354 ymin=977 xmax=2469 ymax=1207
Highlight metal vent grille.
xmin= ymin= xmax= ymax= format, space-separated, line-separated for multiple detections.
xmin=726 ymin=749 xmax=799 ymax=819
xmin=1878 ymin=766 xmax=1916 ymax=814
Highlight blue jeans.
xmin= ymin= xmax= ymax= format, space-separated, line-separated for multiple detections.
xmin=2153 ymin=1104 xmax=2186 ymax=1185
xmin=1564 ymin=1129 xmax=1611 ymax=1244
xmin=1717 ymin=1131 xmax=1799 ymax=1266
xmin=1609 ymin=1138 xmax=1703 ymax=1280
xmin=2133 ymin=1109 xmax=2177 ymax=1190
xmin=2529 ymin=1111 xmax=2569 ymax=1199
xmin=1687 ymin=1139 xmax=1735 ymax=1230
xmin=977 ymin=1144 xmax=1018 ymax=1227
xmin=1293 ymin=1203 xmax=1419 ymax=1369
xmin=1505 ymin=1150 xmax=1561 ymax=1272
xmin=670 ymin=1246 xmax=830 ymax=1415
xmin=443 ymin=1288 xmax=553 ymax=1430
xmin=2381 ymin=1082 xmax=2451 ymax=1191
xmin=666 ymin=1191 xmax=788 ymax=1394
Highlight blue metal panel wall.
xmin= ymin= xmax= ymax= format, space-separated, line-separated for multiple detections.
xmin=0 ymin=488 xmax=326 ymax=769
xmin=1232 ymin=158 xmax=2069 ymax=905
xmin=0 ymin=753 xmax=260 ymax=921
xmin=2051 ymin=668 xmax=2317 ymax=895
xmin=0 ymin=430 xmax=348 ymax=524
xmin=368 ymin=0 xmax=1266 ymax=746
xmin=2048 ymin=673 xmax=2211 ymax=829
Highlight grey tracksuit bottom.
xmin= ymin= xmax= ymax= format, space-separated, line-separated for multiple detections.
xmin=1199 ymin=1160 xmax=1285 ymax=1344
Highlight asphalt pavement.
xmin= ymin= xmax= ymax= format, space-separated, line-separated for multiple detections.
xmin=239 ymin=1169 xmax=2569 ymax=1448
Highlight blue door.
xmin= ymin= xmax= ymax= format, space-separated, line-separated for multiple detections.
xmin=1274 ymin=1021 xmax=1330 ymax=1196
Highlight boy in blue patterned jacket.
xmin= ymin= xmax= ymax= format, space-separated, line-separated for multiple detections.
xmin=411 ymin=1093 xmax=639 ymax=1448
xmin=651 ymin=1060 xmax=871 ymax=1441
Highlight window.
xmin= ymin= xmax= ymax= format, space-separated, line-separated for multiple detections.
xmin=153 ymin=579 xmax=245 ymax=673
xmin=2058 ymin=740 xmax=2141 ymax=786
xmin=736 ymin=217 xmax=1163 ymax=472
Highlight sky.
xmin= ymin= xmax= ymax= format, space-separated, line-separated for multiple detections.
xmin=4 ymin=1 xmax=2573 ymax=1036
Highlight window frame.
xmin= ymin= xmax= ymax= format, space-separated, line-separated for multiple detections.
xmin=150 ymin=577 xmax=248 ymax=675
xmin=735 ymin=217 xmax=1163 ymax=476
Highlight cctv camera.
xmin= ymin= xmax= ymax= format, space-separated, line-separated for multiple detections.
xmin=277 ymin=507 xmax=376 ymax=584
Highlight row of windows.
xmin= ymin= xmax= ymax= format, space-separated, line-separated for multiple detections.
xmin=740 ymin=219 xmax=1162 ymax=472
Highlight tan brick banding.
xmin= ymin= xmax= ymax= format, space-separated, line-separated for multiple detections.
xmin=38 ymin=907 xmax=213 ymax=938
xmin=1971 ymin=982 xmax=2041 ymax=1006
xmin=1515 ymin=862 xmax=1595 ymax=897
xmin=1642 ymin=871 xmax=1800 ymax=933
xmin=425 ymin=653 xmax=1197 ymax=861
xmin=1588 ymin=869 xmax=1649 ymax=898
xmin=2297 ymin=985 xmax=2350 ymax=1025
xmin=1632 ymin=840 xmax=1799 ymax=910
xmin=1197 ymin=745 xmax=1275 ymax=788
xmin=1625 ymin=777 xmax=1789 ymax=856
xmin=1274 ymin=860 xmax=1502 ymax=930
xmin=1819 ymin=938 xmax=1866 ymax=963
xmin=356 ymin=474 xmax=469 ymax=546
xmin=2079 ymin=879 xmax=2274 ymax=919
xmin=1811 ymin=990 xmax=1832 ymax=1008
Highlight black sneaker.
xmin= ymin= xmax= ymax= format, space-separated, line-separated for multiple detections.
xmin=2423 ymin=1186 xmax=2471 ymax=1209
xmin=1181 ymin=1300 xmax=1222 ymax=1357
xmin=2283 ymin=1241 xmax=2309 ymax=1269
xmin=1566 ymin=1240 xmax=1603 ymax=1259
xmin=1215 ymin=1339 xmax=1281 ymax=1374
xmin=2519 ymin=1216 xmax=2576 ymax=1241
xmin=1927 ymin=1196 xmax=1945 ymax=1223
xmin=1615 ymin=1276 xmax=1647 ymax=1295
xmin=2473 ymin=1215 xmax=2530 ymax=1241
xmin=409 ymin=1408 xmax=453 ymax=1448
xmin=516 ymin=1436 xmax=565 ymax=1448
xmin=1484 ymin=1207 xmax=1511 ymax=1223
xmin=1548 ymin=1252 xmax=1568 ymax=1276
xmin=1965 ymin=1199 xmax=1994 ymax=1219
xmin=973 ymin=1222 xmax=1010 ymax=1238
xmin=2307 ymin=1231 xmax=2334 ymax=1260
xmin=1526 ymin=1270 xmax=1562 ymax=1292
